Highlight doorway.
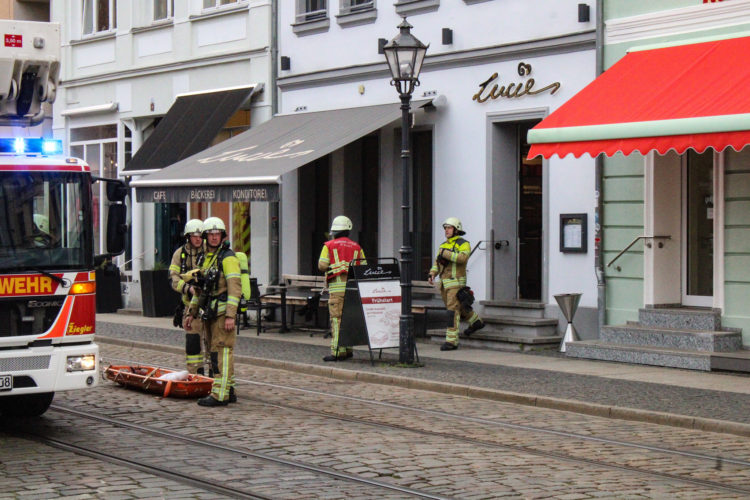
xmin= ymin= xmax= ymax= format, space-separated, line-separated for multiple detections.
xmin=490 ymin=119 xmax=543 ymax=301
xmin=682 ymin=150 xmax=714 ymax=307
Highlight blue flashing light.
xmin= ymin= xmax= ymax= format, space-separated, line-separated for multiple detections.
xmin=0 ymin=138 xmax=63 ymax=156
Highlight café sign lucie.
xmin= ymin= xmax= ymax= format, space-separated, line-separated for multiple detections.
xmin=473 ymin=63 xmax=560 ymax=103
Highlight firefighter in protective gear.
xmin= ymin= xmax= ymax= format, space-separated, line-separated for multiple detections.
xmin=31 ymin=213 xmax=53 ymax=247
xmin=428 ymin=217 xmax=485 ymax=350
xmin=169 ymin=219 xmax=205 ymax=375
xmin=318 ymin=215 xmax=366 ymax=361
xmin=188 ymin=217 xmax=242 ymax=406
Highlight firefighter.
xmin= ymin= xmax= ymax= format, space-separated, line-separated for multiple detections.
xmin=169 ymin=218 xmax=205 ymax=375
xmin=32 ymin=213 xmax=53 ymax=247
xmin=318 ymin=215 xmax=366 ymax=362
xmin=188 ymin=217 xmax=242 ymax=407
xmin=428 ymin=217 xmax=485 ymax=350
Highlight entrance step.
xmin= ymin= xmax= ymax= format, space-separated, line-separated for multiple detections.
xmin=427 ymin=328 xmax=561 ymax=352
xmin=638 ymin=307 xmax=721 ymax=331
xmin=711 ymin=350 xmax=750 ymax=373
xmin=480 ymin=299 xmax=546 ymax=318
xmin=481 ymin=315 xmax=558 ymax=338
xmin=601 ymin=324 xmax=742 ymax=352
xmin=566 ymin=340 xmax=712 ymax=371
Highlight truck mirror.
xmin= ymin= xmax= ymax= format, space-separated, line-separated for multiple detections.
xmin=106 ymin=203 xmax=127 ymax=256
xmin=106 ymin=181 xmax=128 ymax=202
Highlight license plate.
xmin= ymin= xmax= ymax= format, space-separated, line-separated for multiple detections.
xmin=0 ymin=374 xmax=11 ymax=391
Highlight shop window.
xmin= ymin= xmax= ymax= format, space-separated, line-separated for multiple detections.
xmin=82 ymin=0 xmax=117 ymax=36
xmin=154 ymin=0 xmax=175 ymax=20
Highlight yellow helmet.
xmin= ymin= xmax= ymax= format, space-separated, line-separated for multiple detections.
xmin=184 ymin=219 xmax=203 ymax=236
xmin=202 ymin=217 xmax=226 ymax=234
xmin=330 ymin=215 xmax=353 ymax=232
xmin=33 ymin=213 xmax=50 ymax=236
xmin=442 ymin=217 xmax=465 ymax=235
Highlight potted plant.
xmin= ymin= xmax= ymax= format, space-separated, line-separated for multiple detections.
xmin=140 ymin=261 xmax=180 ymax=317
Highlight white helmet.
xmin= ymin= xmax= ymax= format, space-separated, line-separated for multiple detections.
xmin=202 ymin=217 xmax=226 ymax=234
xmin=184 ymin=219 xmax=203 ymax=236
xmin=442 ymin=217 xmax=465 ymax=236
xmin=33 ymin=213 xmax=50 ymax=236
xmin=330 ymin=215 xmax=353 ymax=232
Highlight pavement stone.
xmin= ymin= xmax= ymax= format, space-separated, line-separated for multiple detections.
xmin=97 ymin=313 xmax=750 ymax=432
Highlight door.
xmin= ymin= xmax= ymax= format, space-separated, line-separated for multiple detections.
xmin=682 ymin=150 xmax=714 ymax=307
xmin=490 ymin=120 xmax=542 ymax=301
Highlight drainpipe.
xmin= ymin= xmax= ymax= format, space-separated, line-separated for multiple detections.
xmin=595 ymin=0 xmax=606 ymax=335
xmin=271 ymin=0 xmax=279 ymax=115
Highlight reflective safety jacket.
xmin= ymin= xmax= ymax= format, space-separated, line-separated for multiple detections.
xmin=430 ymin=236 xmax=471 ymax=289
xmin=189 ymin=245 xmax=242 ymax=319
xmin=169 ymin=243 xmax=204 ymax=306
xmin=318 ymin=237 xmax=366 ymax=294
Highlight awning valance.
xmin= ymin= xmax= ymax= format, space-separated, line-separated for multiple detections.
xmin=123 ymin=85 xmax=258 ymax=173
xmin=528 ymin=33 xmax=750 ymax=159
xmin=132 ymin=100 xmax=429 ymax=203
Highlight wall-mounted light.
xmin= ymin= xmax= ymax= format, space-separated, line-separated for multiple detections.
xmin=280 ymin=56 xmax=291 ymax=71
xmin=442 ymin=28 xmax=453 ymax=45
xmin=578 ymin=3 xmax=590 ymax=22
xmin=378 ymin=38 xmax=387 ymax=55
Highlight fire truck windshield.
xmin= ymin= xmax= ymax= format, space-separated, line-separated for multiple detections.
xmin=0 ymin=171 xmax=93 ymax=271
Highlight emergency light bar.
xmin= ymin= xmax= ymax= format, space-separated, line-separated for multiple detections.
xmin=0 ymin=138 xmax=62 ymax=155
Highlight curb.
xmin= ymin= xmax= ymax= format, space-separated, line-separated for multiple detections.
xmin=97 ymin=335 xmax=750 ymax=438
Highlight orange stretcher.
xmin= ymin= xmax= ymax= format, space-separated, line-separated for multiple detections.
xmin=104 ymin=365 xmax=213 ymax=398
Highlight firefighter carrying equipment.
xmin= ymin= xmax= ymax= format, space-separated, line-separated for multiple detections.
xmin=189 ymin=240 xmax=242 ymax=322
xmin=430 ymin=235 xmax=470 ymax=289
xmin=330 ymin=215 xmax=353 ymax=232
xmin=442 ymin=216 xmax=466 ymax=236
xmin=184 ymin=218 xmax=203 ymax=236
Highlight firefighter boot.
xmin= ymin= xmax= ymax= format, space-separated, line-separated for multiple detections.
xmin=440 ymin=342 xmax=458 ymax=351
xmin=463 ymin=319 xmax=485 ymax=337
xmin=197 ymin=395 xmax=228 ymax=407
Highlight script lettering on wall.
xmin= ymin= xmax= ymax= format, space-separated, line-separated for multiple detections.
xmin=472 ymin=63 xmax=560 ymax=103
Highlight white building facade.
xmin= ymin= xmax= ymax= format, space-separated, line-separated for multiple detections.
xmin=52 ymin=0 xmax=274 ymax=307
xmin=277 ymin=0 xmax=601 ymax=337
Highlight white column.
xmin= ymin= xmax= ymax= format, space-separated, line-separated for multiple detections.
xmin=250 ymin=201 xmax=270 ymax=289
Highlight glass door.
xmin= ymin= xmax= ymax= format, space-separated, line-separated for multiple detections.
xmin=682 ymin=150 xmax=714 ymax=307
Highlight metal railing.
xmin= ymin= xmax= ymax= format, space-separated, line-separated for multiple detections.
xmin=607 ymin=235 xmax=671 ymax=269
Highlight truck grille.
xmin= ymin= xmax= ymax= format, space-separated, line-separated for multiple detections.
xmin=0 ymin=297 xmax=64 ymax=337
xmin=0 ymin=356 xmax=50 ymax=372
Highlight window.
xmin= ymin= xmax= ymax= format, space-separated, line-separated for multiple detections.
xmin=154 ymin=0 xmax=174 ymax=20
xmin=341 ymin=0 xmax=373 ymax=14
xmin=203 ymin=0 xmax=238 ymax=8
xmin=297 ymin=0 xmax=327 ymax=22
xmin=82 ymin=0 xmax=117 ymax=35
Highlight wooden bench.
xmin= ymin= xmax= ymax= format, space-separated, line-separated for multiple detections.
xmin=262 ymin=274 xmax=329 ymax=333
xmin=410 ymin=280 xmax=447 ymax=337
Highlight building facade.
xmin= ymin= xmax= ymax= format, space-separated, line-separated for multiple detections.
xmin=52 ymin=0 xmax=273 ymax=307
xmin=276 ymin=0 xmax=600 ymax=340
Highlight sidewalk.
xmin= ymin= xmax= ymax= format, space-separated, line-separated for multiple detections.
xmin=96 ymin=312 xmax=750 ymax=436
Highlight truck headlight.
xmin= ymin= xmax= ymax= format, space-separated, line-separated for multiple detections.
xmin=66 ymin=354 xmax=96 ymax=372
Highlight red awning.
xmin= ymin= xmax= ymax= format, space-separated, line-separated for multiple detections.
xmin=528 ymin=34 xmax=750 ymax=159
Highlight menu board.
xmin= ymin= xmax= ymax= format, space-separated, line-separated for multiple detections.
xmin=358 ymin=280 xmax=401 ymax=349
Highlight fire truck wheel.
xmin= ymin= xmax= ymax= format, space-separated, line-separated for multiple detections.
xmin=0 ymin=392 xmax=54 ymax=417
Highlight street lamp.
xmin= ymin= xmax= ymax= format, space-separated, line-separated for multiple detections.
xmin=383 ymin=18 xmax=428 ymax=364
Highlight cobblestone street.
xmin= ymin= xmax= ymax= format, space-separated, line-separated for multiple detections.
xmin=2 ymin=341 xmax=749 ymax=499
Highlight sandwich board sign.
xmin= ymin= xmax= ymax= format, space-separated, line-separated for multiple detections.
xmin=339 ymin=260 xmax=402 ymax=364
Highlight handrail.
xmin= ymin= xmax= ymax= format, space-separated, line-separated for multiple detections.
xmin=607 ymin=235 xmax=671 ymax=268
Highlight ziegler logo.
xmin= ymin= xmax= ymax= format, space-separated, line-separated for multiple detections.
xmin=67 ymin=322 xmax=93 ymax=335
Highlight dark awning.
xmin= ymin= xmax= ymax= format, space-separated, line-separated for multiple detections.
xmin=132 ymin=100 xmax=429 ymax=203
xmin=122 ymin=85 xmax=258 ymax=173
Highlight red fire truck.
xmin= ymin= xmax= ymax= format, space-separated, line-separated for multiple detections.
xmin=0 ymin=21 xmax=127 ymax=417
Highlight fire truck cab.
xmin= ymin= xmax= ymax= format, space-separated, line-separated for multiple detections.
xmin=0 ymin=21 xmax=126 ymax=417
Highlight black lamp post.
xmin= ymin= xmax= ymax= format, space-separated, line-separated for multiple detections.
xmin=383 ymin=19 xmax=428 ymax=364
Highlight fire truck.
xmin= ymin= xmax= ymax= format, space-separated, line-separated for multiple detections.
xmin=0 ymin=21 xmax=127 ymax=417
